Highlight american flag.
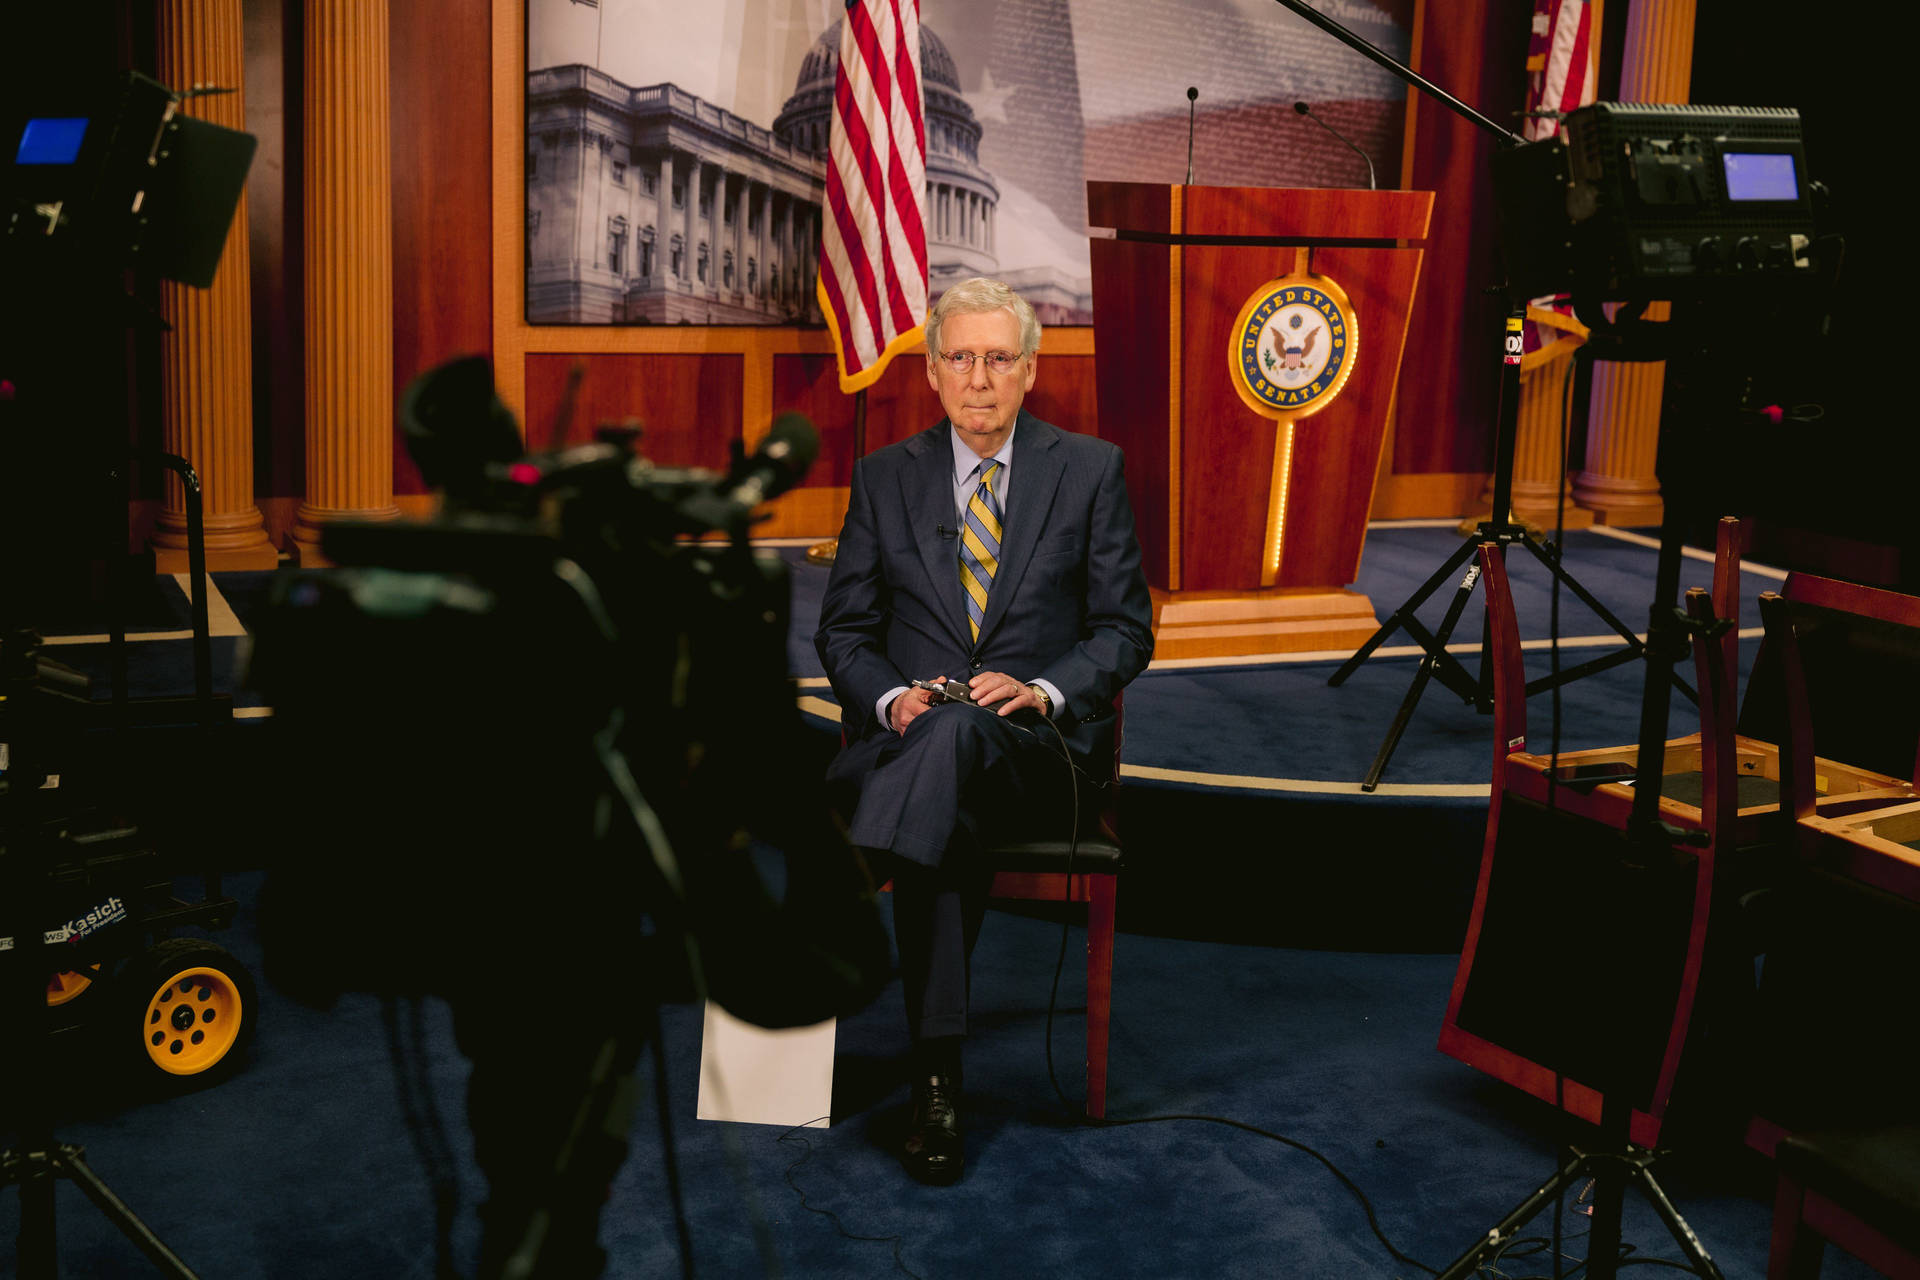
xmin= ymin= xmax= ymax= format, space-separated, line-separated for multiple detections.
xmin=1523 ymin=0 xmax=1594 ymax=354
xmin=818 ymin=0 xmax=928 ymax=394
xmin=1524 ymin=0 xmax=1592 ymax=143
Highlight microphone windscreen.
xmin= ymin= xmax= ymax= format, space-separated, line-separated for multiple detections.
xmin=764 ymin=411 xmax=820 ymax=474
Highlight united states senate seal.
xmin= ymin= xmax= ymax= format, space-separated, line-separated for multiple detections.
xmin=1228 ymin=273 xmax=1359 ymax=421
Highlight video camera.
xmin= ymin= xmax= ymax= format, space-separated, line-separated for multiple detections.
xmin=1493 ymin=102 xmax=1820 ymax=308
xmin=246 ymin=356 xmax=888 ymax=1031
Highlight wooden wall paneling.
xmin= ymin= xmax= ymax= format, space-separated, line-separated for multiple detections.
xmin=1020 ymin=353 xmax=1097 ymax=442
xmin=771 ymin=352 xmax=938 ymax=485
xmin=391 ymin=0 xmax=494 ymax=497
xmin=524 ymin=353 xmax=743 ymax=470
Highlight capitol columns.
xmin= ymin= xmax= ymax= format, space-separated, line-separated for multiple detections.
xmin=153 ymin=0 xmax=279 ymax=571
xmin=1572 ymin=0 xmax=1697 ymax=526
xmin=290 ymin=0 xmax=400 ymax=566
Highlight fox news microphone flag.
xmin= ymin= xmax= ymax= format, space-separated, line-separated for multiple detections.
xmin=818 ymin=0 xmax=929 ymax=393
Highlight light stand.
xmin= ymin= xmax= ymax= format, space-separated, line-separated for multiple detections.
xmin=1268 ymin=7 xmax=1825 ymax=1276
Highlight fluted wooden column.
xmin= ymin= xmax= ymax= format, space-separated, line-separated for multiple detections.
xmin=1572 ymin=0 xmax=1695 ymax=526
xmin=1508 ymin=346 xmax=1593 ymax=530
xmin=292 ymin=0 xmax=399 ymax=566
xmin=153 ymin=0 xmax=278 ymax=571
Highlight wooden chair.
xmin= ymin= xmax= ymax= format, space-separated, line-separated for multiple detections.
xmin=1757 ymin=576 xmax=1920 ymax=836
xmin=859 ymin=693 xmax=1124 ymax=1119
xmin=1442 ymin=540 xmax=1920 ymax=1152
xmin=1767 ymin=1125 xmax=1920 ymax=1280
xmin=1744 ymin=582 xmax=1920 ymax=1159
xmin=1437 ymin=538 xmax=1745 ymax=1148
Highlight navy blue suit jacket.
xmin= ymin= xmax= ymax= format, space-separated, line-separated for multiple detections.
xmin=815 ymin=411 xmax=1154 ymax=777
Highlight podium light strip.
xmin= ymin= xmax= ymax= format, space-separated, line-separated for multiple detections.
xmin=1261 ymin=422 xmax=1295 ymax=586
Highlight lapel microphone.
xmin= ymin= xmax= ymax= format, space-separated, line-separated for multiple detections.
xmin=936 ymin=524 xmax=958 ymax=539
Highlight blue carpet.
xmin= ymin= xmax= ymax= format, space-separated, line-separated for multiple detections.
xmin=0 ymin=870 xmax=1873 ymax=1280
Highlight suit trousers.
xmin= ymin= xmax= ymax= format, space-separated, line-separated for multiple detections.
xmin=835 ymin=702 xmax=1077 ymax=1041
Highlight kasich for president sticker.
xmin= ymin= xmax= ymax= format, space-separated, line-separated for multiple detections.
xmin=1229 ymin=273 xmax=1359 ymax=421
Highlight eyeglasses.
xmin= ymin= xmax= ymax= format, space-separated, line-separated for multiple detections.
xmin=935 ymin=349 xmax=1025 ymax=376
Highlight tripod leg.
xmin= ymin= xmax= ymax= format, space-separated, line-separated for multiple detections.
xmin=57 ymin=1147 xmax=203 ymax=1279
xmin=1328 ymin=534 xmax=1481 ymax=687
xmin=1436 ymin=1153 xmax=1593 ymax=1280
xmin=1629 ymin=1162 xmax=1729 ymax=1280
xmin=1517 ymin=537 xmax=1699 ymax=705
xmin=15 ymin=1158 xmax=58 ymax=1280
xmin=1360 ymin=557 xmax=1485 ymax=791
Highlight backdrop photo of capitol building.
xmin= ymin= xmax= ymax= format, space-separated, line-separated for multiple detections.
xmin=525 ymin=0 xmax=1413 ymax=328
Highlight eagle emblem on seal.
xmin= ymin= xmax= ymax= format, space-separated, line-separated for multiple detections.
xmin=1264 ymin=324 xmax=1319 ymax=376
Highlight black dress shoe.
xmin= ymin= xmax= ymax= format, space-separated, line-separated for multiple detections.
xmin=901 ymin=1073 xmax=964 ymax=1185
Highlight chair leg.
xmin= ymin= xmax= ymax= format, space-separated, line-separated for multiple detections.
xmin=1768 ymin=1175 xmax=1824 ymax=1280
xmin=1085 ymin=873 xmax=1117 ymax=1119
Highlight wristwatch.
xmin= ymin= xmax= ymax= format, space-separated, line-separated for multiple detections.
xmin=1027 ymin=684 xmax=1053 ymax=717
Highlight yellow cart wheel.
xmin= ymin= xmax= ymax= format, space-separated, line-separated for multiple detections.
xmin=122 ymin=938 xmax=257 ymax=1086
xmin=47 ymin=964 xmax=103 ymax=1007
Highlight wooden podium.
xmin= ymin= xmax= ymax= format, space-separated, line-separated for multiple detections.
xmin=1086 ymin=182 xmax=1433 ymax=658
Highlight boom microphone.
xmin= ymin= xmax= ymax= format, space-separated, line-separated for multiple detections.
xmin=1293 ymin=99 xmax=1376 ymax=190
xmin=726 ymin=412 xmax=820 ymax=510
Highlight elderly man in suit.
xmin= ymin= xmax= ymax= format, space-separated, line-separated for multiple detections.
xmin=815 ymin=277 xmax=1154 ymax=1184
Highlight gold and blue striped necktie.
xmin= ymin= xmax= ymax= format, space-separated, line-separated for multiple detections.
xmin=958 ymin=459 xmax=1003 ymax=643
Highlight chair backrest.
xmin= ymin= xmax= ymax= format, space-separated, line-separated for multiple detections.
xmin=1756 ymin=576 xmax=1920 ymax=821
xmin=1476 ymin=520 xmax=1742 ymax=787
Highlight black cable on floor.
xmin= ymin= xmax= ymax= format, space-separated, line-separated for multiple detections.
xmin=1076 ymin=1108 xmax=1442 ymax=1276
xmin=776 ymin=1120 xmax=926 ymax=1280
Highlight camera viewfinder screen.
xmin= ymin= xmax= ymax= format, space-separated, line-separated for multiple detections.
xmin=1721 ymin=151 xmax=1798 ymax=201
xmin=16 ymin=117 xmax=90 ymax=165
